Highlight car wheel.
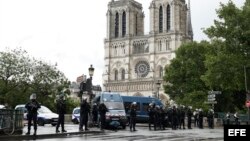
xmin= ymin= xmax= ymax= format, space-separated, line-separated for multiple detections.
xmin=37 ymin=119 xmax=45 ymax=126
xmin=73 ymin=118 xmax=79 ymax=124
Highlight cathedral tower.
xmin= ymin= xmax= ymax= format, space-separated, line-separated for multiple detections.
xmin=103 ymin=0 xmax=193 ymax=103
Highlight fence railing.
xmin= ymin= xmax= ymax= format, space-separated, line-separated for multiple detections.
xmin=0 ymin=109 xmax=23 ymax=135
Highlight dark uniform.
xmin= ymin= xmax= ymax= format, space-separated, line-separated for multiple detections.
xmin=159 ymin=106 xmax=166 ymax=130
xmin=129 ymin=102 xmax=137 ymax=131
xmin=172 ymin=106 xmax=178 ymax=130
xmin=194 ymin=110 xmax=198 ymax=127
xmin=226 ymin=112 xmax=230 ymax=125
xmin=25 ymin=94 xmax=40 ymax=135
xmin=234 ymin=112 xmax=239 ymax=125
xmin=99 ymin=103 xmax=108 ymax=130
xmin=56 ymin=95 xmax=67 ymax=133
xmin=179 ymin=106 xmax=185 ymax=129
xmin=187 ymin=107 xmax=192 ymax=129
xmin=198 ymin=109 xmax=203 ymax=129
xmin=92 ymin=103 xmax=98 ymax=125
xmin=207 ymin=109 xmax=214 ymax=129
xmin=148 ymin=104 xmax=156 ymax=130
xmin=79 ymin=99 xmax=90 ymax=131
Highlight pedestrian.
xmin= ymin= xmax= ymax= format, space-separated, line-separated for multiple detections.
xmin=159 ymin=105 xmax=166 ymax=130
xmin=99 ymin=102 xmax=108 ymax=130
xmin=207 ymin=109 xmax=214 ymax=129
xmin=193 ymin=109 xmax=198 ymax=127
xmin=179 ymin=105 xmax=185 ymax=129
xmin=148 ymin=103 xmax=155 ymax=130
xmin=79 ymin=97 xmax=90 ymax=131
xmin=172 ymin=105 xmax=178 ymax=130
xmin=187 ymin=106 xmax=192 ymax=129
xmin=56 ymin=94 xmax=67 ymax=133
xmin=226 ymin=112 xmax=231 ymax=125
xmin=234 ymin=112 xmax=239 ymax=125
xmin=129 ymin=102 xmax=137 ymax=132
xmin=198 ymin=108 xmax=203 ymax=129
xmin=25 ymin=93 xmax=41 ymax=135
xmin=92 ymin=103 xmax=98 ymax=126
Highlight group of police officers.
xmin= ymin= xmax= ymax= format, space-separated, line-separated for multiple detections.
xmin=24 ymin=93 xmax=215 ymax=135
xmin=145 ymin=103 xmax=215 ymax=131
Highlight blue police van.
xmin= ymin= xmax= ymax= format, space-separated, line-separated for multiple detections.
xmin=121 ymin=96 xmax=163 ymax=123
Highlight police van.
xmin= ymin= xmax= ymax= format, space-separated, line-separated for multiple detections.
xmin=93 ymin=92 xmax=127 ymax=129
xmin=121 ymin=96 xmax=163 ymax=123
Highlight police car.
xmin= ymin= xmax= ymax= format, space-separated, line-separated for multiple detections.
xmin=71 ymin=107 xmax=80 ymax=124
xmin=15 ymin=104 xmax=58 ymax=126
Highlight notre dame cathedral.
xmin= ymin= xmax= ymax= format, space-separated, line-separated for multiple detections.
xmin=103 ymin=0 xmax=193 ymax=102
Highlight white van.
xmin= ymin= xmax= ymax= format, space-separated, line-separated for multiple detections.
xmin=15 ymin=104 xmax=58 ymax=126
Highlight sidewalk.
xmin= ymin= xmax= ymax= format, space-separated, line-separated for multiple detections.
xmin=0 ymin=124 xmax=106 ymax=140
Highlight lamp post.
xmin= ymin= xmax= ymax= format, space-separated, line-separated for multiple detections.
xmin=88 ymin=64 xmax=94 ymax=102
xmin=156 ymin=80 xmax=161 ymax=99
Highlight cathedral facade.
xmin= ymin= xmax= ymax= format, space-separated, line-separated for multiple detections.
xmin=103 ymin=0 xmax=193 ymax=102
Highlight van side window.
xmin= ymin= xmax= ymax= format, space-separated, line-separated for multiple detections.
xmin=142 ymin=103 xmax=149 ymax=112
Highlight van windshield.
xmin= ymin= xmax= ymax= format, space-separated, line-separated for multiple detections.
xmin=102 ymin=94 xmax=122 ymax=102
xmin=104 ymin=102 xmax=124 ymax=110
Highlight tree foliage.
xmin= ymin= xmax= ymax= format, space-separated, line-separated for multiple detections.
xmin=0 ymin=48 xmax=73 ymax=112
xmin=164 ymin=41 xmax=210 ymax=110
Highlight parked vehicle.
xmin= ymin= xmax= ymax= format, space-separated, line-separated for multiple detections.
xmin=121 ymin=96 xmax=163 ymax=123
xmin=71 ymin=107 xmax=80 ymax=124
xmin=0 ymin=105 xmax=6 ymax=109
xmin=15 ymin=104 xmax=58 ymax=126
xmin=93 ymin=92 xmax=127 ymax=129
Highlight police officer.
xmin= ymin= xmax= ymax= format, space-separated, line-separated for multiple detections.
xmin=179 ymin=105 xmax=186 ymax=129
xmin=92 ymin=103 xmax=98 ymax=126
xmin=148 ymin=103 xmax=155 ymax=130
xmin=207 ymin=109 xmax=214 ymax=129
xmin=172 ymin=105 xmax=178 ymax=130
xmin=193 ymin=109 xmax=198 ymax=127
xmin=99 ymin=103 xmax=108 ymax=130
xmin=130 ymin=102 xmax=137 ymax=132
xmin=25 ymin=93 xmax=41 ymax=135
xmin=159 ymin=106 xmax=166 ymax=130
xmin=187 ymin=106 xmax=192 ymax=129
xmin=234 ymin=112 xmax=239 ymax=125
xmin=226 ymin=112 xmax=231 ymax=125
xmin=198 ymin=108 xmax=204 ymax=129
xmin=56 ymin=94 xmax=67 ymax=133
xmin=79 ymin=97 xmax=90 ymax=131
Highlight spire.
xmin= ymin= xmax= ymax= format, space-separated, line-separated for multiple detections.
xmin=187 ymin=0 xmax=193 ymax=39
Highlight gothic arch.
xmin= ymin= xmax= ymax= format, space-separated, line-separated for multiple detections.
xmin=166 ymin=4 xmax=171 ymax=31
xmin=159 ymin=6 xmax=163 ymax=33
xmin=115 ymin=12 xmax=119 ymax=38
xmin=133 ymin=92 xmax=143 ymax=97
xmin=122 ymin=11 xmax=126 ymax=37
xmin=120 ymin=68 xmax=125 ymax=80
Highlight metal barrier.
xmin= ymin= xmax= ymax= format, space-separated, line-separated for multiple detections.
xmin=0 ymin=109 xmax=23 ymax=135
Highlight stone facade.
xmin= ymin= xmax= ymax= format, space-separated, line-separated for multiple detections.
xmin=103 ymin=0 xmax=193 ymax=102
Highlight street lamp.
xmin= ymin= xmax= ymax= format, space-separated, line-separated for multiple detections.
xmin=156 ymin=80 xmax=161 ymax=99
xmin=88 ymin=64 xmax=94 ymax=102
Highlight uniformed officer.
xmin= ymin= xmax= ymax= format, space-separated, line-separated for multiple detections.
xmin=148 ymin=103 xmax=156 ymax=130
xmin=159 ymin=106 xmax=166 ymax=130
xmin=172 ymin=105 xmax=178 ymax=130
xmin=99 ymin=103 xmax=108 ymax=130
xmin=92 ymin=103 xmax=98 ymax=126
xmin=25 ymin=93 xmax=41 ymax=135
xmin=79 ymin=97 xmax=91 ymax=131
xmin=234 ymin=112 xmax=239 ymax=125
xmin=198 ymin=108 xmax=203 ymax=129
xmin=130 ymin=102 xmax=137 ymax=132
xmin=179 ymin=105 xmax=186 ymax=129
xmin=207 ymin=109 xmax=214 ymax=129
xmin=226 ymin=112 xmax=231 ymax=125
xmin=193 ymin=109 xmax=199 ymax=127
xmin=187 ymin=106 xmax=192 ymax=129
xmin=56 ymin=94 xmax=67 ymax=133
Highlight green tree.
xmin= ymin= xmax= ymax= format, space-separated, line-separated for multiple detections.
xmin=0 ymin=48 xmax=72 ymax=110
xmin=164 ymin=41 xmax=210 ymax=109
xmin=202 ymin=0 xmax=250 ymax=112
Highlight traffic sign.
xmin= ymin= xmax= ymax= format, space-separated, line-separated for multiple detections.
xmin=208 ymin=98 xmax=216 ymax=102
xmin=208 ymin=94 xmax=215 ymax=99
xmin=208 ymin=91 xmax=222 ymax=95
xmin=205 ymin=101 xmax=217 ymax=104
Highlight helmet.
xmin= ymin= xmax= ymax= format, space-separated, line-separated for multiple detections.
xmin=132 ymin=102 xmax=137 ymax=105
xmin=188 ymin=106 xmax=192 ymax=109
xmin=30 ymin=93 xmax=36 ymax=100
xmin=59 ymin=94 xmax=64 ymax=99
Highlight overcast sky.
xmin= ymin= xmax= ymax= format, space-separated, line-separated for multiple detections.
xmin=0 ymin=0 xmax=245 ymax=86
